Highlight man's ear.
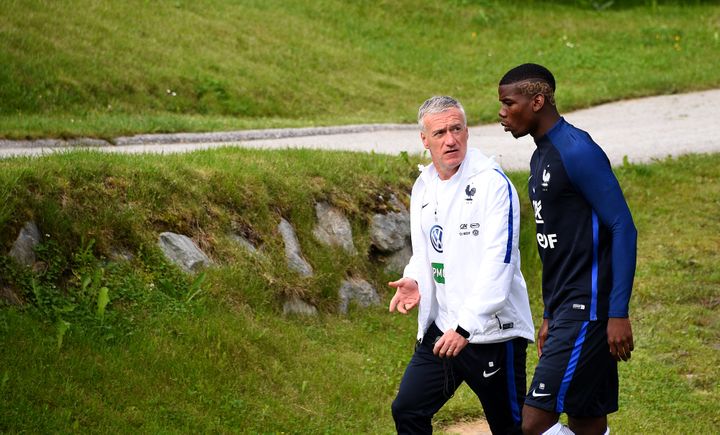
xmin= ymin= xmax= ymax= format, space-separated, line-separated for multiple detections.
xmin=531 ymin=93 xmax=546 ymax=113
xmin=420 ymin=131 xmax=429 ymax=149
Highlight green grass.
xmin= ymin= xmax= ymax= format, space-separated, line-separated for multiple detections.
xmin=0 ymin=149 xmax=718 ymax=432
xmin=1 ymin=0 xmax=719 ymax=139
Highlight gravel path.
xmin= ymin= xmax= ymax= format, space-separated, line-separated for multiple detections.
xmin=1 ymin=89 xmax=719 ymax=170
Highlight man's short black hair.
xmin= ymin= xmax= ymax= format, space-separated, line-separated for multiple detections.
xmin=499 ymin=63 xmax=556 ymax=91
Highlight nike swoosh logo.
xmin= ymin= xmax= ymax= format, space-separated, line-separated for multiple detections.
xmin=531 ymin=389 xmax=551 ymax=397
xmin=421 ymin=202 xmax=430 ymax=209
xmin=483 ymin=368 xmax=501 ymax=378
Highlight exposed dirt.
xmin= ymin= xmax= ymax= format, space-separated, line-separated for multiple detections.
xmin=443 ymin=418 xmax=492 ymax=435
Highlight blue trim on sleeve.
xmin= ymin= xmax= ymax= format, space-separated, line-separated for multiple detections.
xmin=505 ymin=340 xmax=521 ymax=424
xmin=556 ymin=321 xmax=589 ymax=413
xmin=493 ymin=169 xmax=513 ymax=264
xmin=591 ymin=212 xmax=599 ymax=321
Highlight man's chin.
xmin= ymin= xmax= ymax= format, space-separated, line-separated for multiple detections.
xmin=442 ymin=156 xmax=463 ymax=169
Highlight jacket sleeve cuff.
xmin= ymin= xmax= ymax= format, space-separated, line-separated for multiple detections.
xmin=455 ymin=325 xmax=470 ymax=339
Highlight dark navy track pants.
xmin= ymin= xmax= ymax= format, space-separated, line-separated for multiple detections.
xmin=392 ymin=323 xmax=527 ymax=435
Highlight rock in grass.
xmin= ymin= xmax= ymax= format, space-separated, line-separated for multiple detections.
xmin=278 ymin=218 xmax=313 ymax=277
xmin=0 ymin=286 xmax=23 ymax=306
xmin=370 ymin=198 xmax=410 ymax=253
xmin=283 ymin=296 xmax=318 ymax=316
xmin=9 ymin=221 xmax=41 ymax=267
xmin=312 ymin=202 xmax=356 ymax=254
xmin=230 ymin=233 xmax=258 ymax=254
xmin=158 ymin=232 xmax=212 ymax=274
xmin=383 ymin=244 xmax=412 ymax=275
xmin=338 ymin=278 xmax=380 ymax=314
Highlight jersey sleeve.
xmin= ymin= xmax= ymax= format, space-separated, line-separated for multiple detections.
xmin=558 ymin=133 xmax=638 ymax=318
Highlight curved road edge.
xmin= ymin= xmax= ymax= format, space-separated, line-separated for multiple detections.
xmin=1 ymin=89 xmax=719 ymax=171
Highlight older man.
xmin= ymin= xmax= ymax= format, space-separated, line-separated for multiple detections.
xmin=389 ymin=96 xmax=534 ymax=434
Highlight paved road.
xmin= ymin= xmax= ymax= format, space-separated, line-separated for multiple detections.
xmin=2 ymin=89 xmax=719 ymax=170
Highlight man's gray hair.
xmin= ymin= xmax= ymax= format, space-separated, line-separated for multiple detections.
xmin=417 ymin=96 xmax=466 ymax=130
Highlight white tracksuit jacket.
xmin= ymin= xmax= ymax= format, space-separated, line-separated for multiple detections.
xmin=403 ymin=148 xmax=534 ymax=344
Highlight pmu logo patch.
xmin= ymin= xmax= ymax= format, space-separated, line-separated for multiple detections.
xmin=430 ymin=225 xmax=443 ymax=253
xmin=431 ymin=262 xmax=445 ymax=284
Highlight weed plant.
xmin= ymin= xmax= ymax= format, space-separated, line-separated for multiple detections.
xmin=0 ymin=149 xmax=718 ymax=432
xmin=1 ymin=1 xmax=719 ymax=138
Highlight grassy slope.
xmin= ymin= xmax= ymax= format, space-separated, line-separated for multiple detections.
xmin=0 ymin=150 xmax=718 ymax=432
xmin=1 ymin=1 xmax=719 ymax=138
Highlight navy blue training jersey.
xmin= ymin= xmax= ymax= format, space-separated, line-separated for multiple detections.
xmin=530 ymin=118 xmax=637 ymax=321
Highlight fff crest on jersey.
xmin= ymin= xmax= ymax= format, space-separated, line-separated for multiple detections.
xmin=465 ymin=184 xmax=476 ymax=202
xmin=430 ymin=225 xmax=443 ymax=253
xmin=542 ymin=165 xmax=551 ymax=191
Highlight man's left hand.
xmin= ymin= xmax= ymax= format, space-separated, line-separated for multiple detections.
xmin=607 ymin=317 xmax=634 ymax=362
xmin=433 ymin=329 xmax=469 ymax=358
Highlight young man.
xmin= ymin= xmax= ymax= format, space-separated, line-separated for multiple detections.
xmin=388 ymin=96 xmax=534 ymax=434
xmin=498 ymin=64 xmax=637 ymax=435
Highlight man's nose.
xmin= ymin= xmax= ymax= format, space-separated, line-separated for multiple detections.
xmin=444 ymin=132 xmax=456 ymax=146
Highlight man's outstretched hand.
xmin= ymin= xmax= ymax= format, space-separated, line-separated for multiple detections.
xmin=388 ymin=277 xmax=420 ymax=314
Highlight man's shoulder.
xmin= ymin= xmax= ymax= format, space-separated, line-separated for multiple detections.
xmin=462 ymin=169 xmax=516 ymax=206
xmin=547 ymin=121 xmax=610 ymax=177
xmin=549 ymin=119 xmax=602 ymax=157
xmin=410 ymin=170 xmax=431 ymax=199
